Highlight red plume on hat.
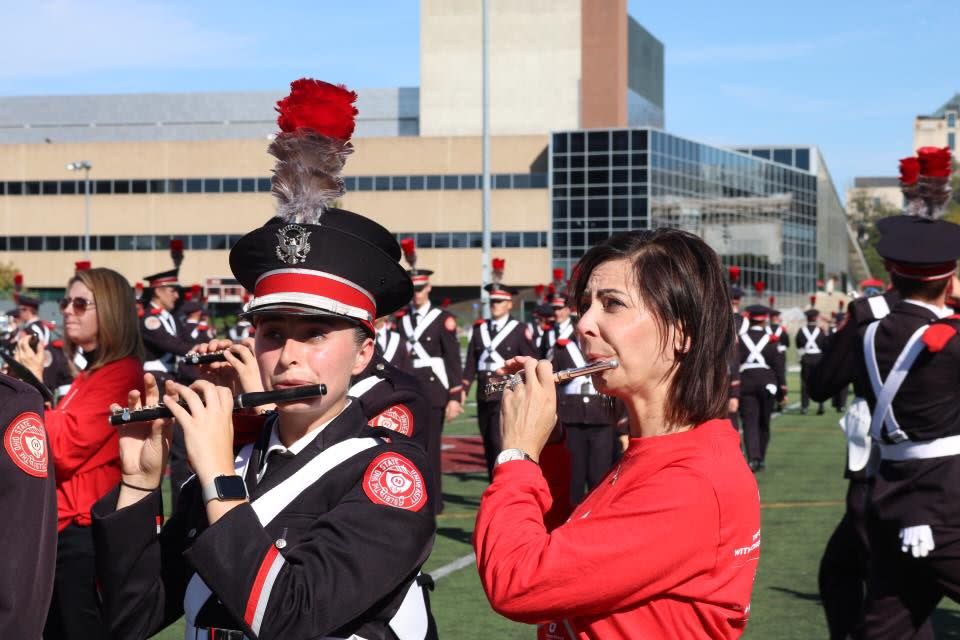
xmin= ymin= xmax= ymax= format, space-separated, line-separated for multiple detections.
xmin=728 ymin=265 xmax=741 ymax=283
xmin=191 ymin=283 xmax=202 ymax=300
xmin=74 ymin=260 xmax=91 ymax=272
xmin=753 ymin=281 xmax=766 ymax=295
xmin=838 ymin=299 xmax=846 ymax=311
xmin=534 ymin=284 xmax=545 ymax=301
xmin=915 ymin=146 xmax=953 ymax=218
xmin=440 ymin=297 xmax=451 ymax=309
xmin=491 ymin=257 xmax=505 ymax=284
xmin=768 ymin=295 xmax=776 ymax=308
xmin=400 ymin=237 xmax=417 ymax=269
xmin=13 ymin=272 xmax=23 ymax=293
xmin=134 ymin=281 xmax=144 ymax=298
xmin=552 ymin=268 xmax=565 ymax=285
xmin=270 ymin=78 xmax=358 ymax=225
xmin=183 ymin=291 xmax=193 ymax=301
xmin=809 ymin=294 xmax=816 ymax=307
xmin=170 ymin=239 xmax=184 ymax=268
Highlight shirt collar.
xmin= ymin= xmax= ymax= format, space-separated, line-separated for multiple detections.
xmin=415 ymin=301 xmax=432 ymax=316
xmin=264 ymin=399 xmax=353 ymax=458
xmin=904 ymin=298 xmax=952 ymax=319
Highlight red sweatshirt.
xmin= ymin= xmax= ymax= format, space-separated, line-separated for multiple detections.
xmin=475 ymin=419 xmax=760 ymax=640
xmin=46 ymin=357 xmax=144 ymax=532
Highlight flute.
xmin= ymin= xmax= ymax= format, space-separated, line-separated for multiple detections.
xmin=182 ymin=350 xmax=229 ymax=365
xmin=108 ymin=384 xmax=327 ymax=426
xmin=484 ymin=358 xmax=619 ymax=395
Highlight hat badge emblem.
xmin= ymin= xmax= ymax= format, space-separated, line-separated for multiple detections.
xmin=275 ymin=225 xmax=312 ymax=265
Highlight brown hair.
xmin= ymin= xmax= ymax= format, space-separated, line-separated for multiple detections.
xmin=572 ymin=229 xmax=733 ymax=430
xmin=64 ymin=268 xmax=144 ymax=373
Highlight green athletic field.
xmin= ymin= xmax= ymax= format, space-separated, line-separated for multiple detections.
xmin=149 ymin=372 xmax=960 ymax=639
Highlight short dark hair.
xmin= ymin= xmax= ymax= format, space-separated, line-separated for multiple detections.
xmin=572 ymin=229 xmax=733 ymax=430
xmin=890 ymin=273 xmax=950 ymax=301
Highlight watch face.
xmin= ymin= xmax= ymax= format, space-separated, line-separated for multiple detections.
xmin=496 ymin=449 xmax=526 ymax=465
xmin=215 ymin=475 xmax=248 ymax=500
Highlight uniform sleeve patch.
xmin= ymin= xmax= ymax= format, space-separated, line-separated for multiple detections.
xmin=362 ymin=452 xmax=427 ymax=512
xmin=923 ymin=323 xmax=959 ymax=353
xmin=444 ymin=315 xmax=457 ymax=332
xmin=144 ymin=316 xmax=162 ymax=331
xmin=367 ymin=404 xmax=414 ymax=437
xmin=4 ymin=412 xmax=48 ymax=478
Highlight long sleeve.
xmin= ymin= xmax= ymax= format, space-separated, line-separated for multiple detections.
xmin=461 ymin=325 xmax=482 ymax=394
xmin=474 ymin=461 xmax=720 ymax=623
xmin=45 ymin=358 xmax=143 ymax=480
xmin=809 ymin=312 xmax=860 ymax=402
xmin=441 ymin=313 xmax=463 ymax=398
xmin=141 ymin=319 xmax=195 ymax=357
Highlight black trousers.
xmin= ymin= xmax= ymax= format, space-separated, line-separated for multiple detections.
xmin=739 ymin=387 xmax=773 ymax=463
xmin=566 ymin=423 xmax=615 ymax=504
xmin=819 ymin=479 xmax=872 ymax=639
xmin=477 ymin=399 xmax=502 ymax=481
xmin=800 ymin=358 xmax=824 ymax=411
xmin=860 ymin=517 xmax=952 ymax=639
xmin=833 ymin=385 xmax=850 ymax=412
xmin=43 ymin=524 xmax=106 ymax=640
xmin=426 ymin=406 xmax=445 ymax=514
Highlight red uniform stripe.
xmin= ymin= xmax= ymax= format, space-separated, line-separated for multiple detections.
xmin=255 ymin=272 xmax=376 ymax=317
xmin=244 ymin=546 xmax=280 ymax=627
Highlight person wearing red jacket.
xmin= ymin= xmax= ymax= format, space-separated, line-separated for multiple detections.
xmin=474 ymin=229 xmax=761 ymax=639
xmin=16 ymin=267 xmax=144 ymax=640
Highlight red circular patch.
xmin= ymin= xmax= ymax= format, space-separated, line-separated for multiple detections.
xmin=4 ymin=412 xmax=48 ymax=478
xmin=362 ymin=452 xmax=427 ymax=511
xmin=368 ymin=404 xmax=414 ymax=436
xmin=444 ymin=316 xmax=457 ymax=332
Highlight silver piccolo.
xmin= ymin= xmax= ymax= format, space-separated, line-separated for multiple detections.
xmin=108 ymin=384 xmax=327 ymax=426
xmin=182 ymin=350 xmax=229 ymax=365
xmin=484 ymin=358 xmax=619 ymax=395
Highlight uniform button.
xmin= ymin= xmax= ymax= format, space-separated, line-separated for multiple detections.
xmin=583 ymin=397 xmax=590 ymax=404
xmin=426 ymin=337 xmax=432 ymax=342
xmin=275 ymin=539 xmax=287 ymax=550
xmin=429 ymin=376 xmax=436 ymax=382
xmin=187 ymin=528 xmax=197 ymax=539
xmin=376 ymin=364 xmax=385 ymax=371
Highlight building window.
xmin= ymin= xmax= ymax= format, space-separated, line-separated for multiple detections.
xmin=949 ymin=112 xmax=957 ymax=128
xmin=950 ymin=132 xmax=956 ymax=151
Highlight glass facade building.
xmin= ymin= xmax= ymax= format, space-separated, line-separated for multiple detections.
xmin=551 ymin=128 xmax=821 ymax=294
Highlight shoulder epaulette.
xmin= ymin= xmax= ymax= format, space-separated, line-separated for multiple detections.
xmin=923 ymin=314 xmax=960 ymax=353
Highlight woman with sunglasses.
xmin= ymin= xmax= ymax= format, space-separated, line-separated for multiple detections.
xmin=16 ymin=267 xmax=144 ymax=640
xmin=89 ymin=79 xmax=437 ymax=640
xmin=474 ymin=230 xmax=761 ymax=639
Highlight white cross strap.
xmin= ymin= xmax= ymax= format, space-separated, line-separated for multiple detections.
xmin=800 ymin=326 xmax=822 ymax=355
xmin=863 ymin=320 xmax=928 ymax=444
xmin=739 ymin=333 xmax=770 ymax=371
xmin=478 ymin=319 xmax=518 ymax=371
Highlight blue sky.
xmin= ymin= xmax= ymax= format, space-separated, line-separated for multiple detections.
xmin=4 ymin=0 xmax=959 ymax=197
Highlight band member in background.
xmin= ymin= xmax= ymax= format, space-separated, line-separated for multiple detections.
xmin=374 ymin=314 xmax=411 ymax=369
xmin=796 ymin=308 xmax=827 ymax=415
xmin=398 ymin=239 xmax=463 ymax=513
xmin=737 ymin=305 xmax=787 ymax=472
xmin=462 ymin=273 xmax=537 ymax=479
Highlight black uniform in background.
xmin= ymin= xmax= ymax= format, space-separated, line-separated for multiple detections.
xmin=737 ymin=316 xmax=785 ymax=471
xmin=0 ymin=374 xmax=57 ymax=638
xmin=397 ymin=303 xmax=463 ymax=513
xmin=462 ymin=316 xmax=537 ymax=479
xmin=727 ymin=311 xmax=747 ymax=431
xmin=349 ymin=351 xmax=431 ymax=453
xmin=549 ymin=320 xmax=615 ymax=503
xmin=795 ymin=319 xmax=827 ymax=414
xmin=141 ymin=303 xmax=197 ymax=510
xmin=805 ymin=290 xmax=922 ymax=640
xmin=375 ymin=323 xmax=412 ymax=370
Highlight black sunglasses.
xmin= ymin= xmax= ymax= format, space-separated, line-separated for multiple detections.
xmin=59 ymin=297 xmax=96 ymax=314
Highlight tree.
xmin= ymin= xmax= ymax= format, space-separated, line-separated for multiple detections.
xmin=0 ymin=261 xmax=20 ymax=296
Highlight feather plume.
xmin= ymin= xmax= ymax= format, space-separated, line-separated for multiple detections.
xmin=728 ymin=265 xmax=741 ymax=283
xmin=275 ymin=79 xmax=358 ymax=140
xmin=809 ymin=294 xmax=816 ymax=307
xmin=768 ymin=295 xmax=775 ymax=308
xmin=13 ymin=273 xmax=22 ymax=293
xmin=400 ymin=237 xmax=417 ymax=268
xmin=534 ymin=284 xmax=545 ymax=300
xmin=915 ymin=146 xmax=953 ymax=219
xmin=491 ymin=257 xmax=505 ymax=284
xmin=753 ymin=281 xmax=766 ymax=295
xmin=74 ymin=260 xmax=91 ymax=272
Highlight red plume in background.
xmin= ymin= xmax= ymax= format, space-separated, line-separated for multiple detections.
xmin=753 ymin=281 xmax=766 ymax=295
xmin=74 ymin=260 xmax=91 ymax=272
xmin=191 ymin=284 xmax=202 ymax=300
xmin=183 ymin=292 xmax=193 ymax=301
xmin=838 ymin=300 xmax=846 ymax=311
xmin=170 ymin=239 xmax=184 ymax=268
xmin=552 ymin=268 xmax=565 ymax=283
xmin=547 ymin=283 xmax=556 ymax=296
xmin=441 ymin=297 xmax=451 ymax=309
xmin=809 ymin=294 xmax=816 ymax=307
xmin=534 ymin=284 xmax=545 ymax=300
xmin=917 ymin=146 xmax=953 ymax=178
xmin=242 ymin=291 xmax=251 ymax=304
xmin=728 ymin=265 xmax=741 ymax=283
xmin=899 ymin=156 xmax=920 ymax=186
xmin=276 ymin=79 xmax=358 ymax=141
xmin=134 ymin=282 xmax=144 ymax=297
xmin=768 ymin=295 xmax=775 ymax=308
xmin=400 ymin=237 xmax=416 ymax=268
xmin=13 ymin=272 xmax=23 ymax=293
xmin=492 ymin=258 xmax=506 ymax=272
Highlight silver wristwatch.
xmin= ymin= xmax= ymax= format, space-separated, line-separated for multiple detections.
xmin=495 ymin=448 xmax=537 ymax=466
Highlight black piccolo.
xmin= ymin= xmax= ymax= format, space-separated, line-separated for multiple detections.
xmin=182 ymin=350 xmax=229 ymax=365
xmin=108 ymin=384 xmax=327 ymax=426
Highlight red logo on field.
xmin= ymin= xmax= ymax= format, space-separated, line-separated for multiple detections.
xmin=362 ymin=452 xmax=427 ymax=511
xmin=368 ymin=404 xmax=414 ymax=436
xmin=4 ymin=412 xmax=48 ymax=477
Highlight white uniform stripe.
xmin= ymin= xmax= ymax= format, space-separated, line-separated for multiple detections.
xmin=250 ymin=551 xmax=286 ymax=636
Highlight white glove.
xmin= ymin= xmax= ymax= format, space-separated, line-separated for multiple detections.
xmin=899 ymin=525 xmax=935 ymax=558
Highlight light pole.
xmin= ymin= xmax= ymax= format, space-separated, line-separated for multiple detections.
xmin=480 ymin=0 xmax=491 ymax=318
xmin=66 ymin=161 xmax=92 ymax=258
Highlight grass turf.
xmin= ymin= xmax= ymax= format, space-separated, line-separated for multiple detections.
xmin=148 ymin=374 xmax=960 ymax=638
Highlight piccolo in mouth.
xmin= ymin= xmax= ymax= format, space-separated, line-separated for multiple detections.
xmin=183 ymin=350 xmax=229 ymax=365
xmin=108 ymin=384 xmax=327 ymax=426
xmin=484 ymin=359 xmax=619 ymax=395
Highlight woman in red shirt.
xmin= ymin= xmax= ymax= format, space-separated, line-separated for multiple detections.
xmin=17 ymin=267 xmax=144 ymax=639
xmin=474 ymin=229 xmax=761 ymax=639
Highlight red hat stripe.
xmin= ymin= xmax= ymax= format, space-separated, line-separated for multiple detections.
xmin=149 ymin=276 xmax=179 ymax=286
xmin=253 ymin=269 xmax=376 ymax=325
xmin=887 ymin=261 xmax=957 ymax=281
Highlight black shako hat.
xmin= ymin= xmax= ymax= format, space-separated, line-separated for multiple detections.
xmin=483 ymin=283 xmax=518 ymax=301
xmin=533 ymin=303 xmax=556 ymax=319
xmin=230 ymin=209 xmax=413 ymax=333
xmin=143 ymin=268 xmax=180 ymax=288
xmin=876 ymin=216 xmax=960 ymax=281
xmin=15 ymin=293 xmax=41 ymax=309
xmin=745 ymin=304 xmax=771 ymax=319
xmin=804 ymin=309 xmax=820 ymax=321
xmin=729 ymin=285 xmax=744 ymax=301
